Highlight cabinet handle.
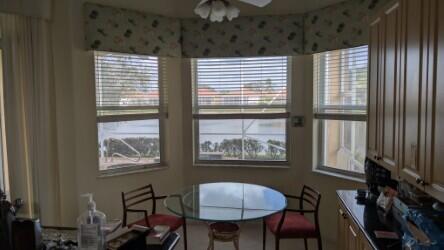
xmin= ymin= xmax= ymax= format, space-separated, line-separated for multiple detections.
xmin=415 ymin=178 xmax=428 ymax=186
xmin=349 ymin=225 xmax=357 ymax=238
xmin=339 ymin=209 xmax=347 ymax=219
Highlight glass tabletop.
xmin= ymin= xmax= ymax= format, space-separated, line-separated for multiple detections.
xmin=164 ymin=182 xmax=287 ymax=222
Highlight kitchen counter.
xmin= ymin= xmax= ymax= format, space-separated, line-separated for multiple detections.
xmin=337 ymin=190 xmax=403 ymax=250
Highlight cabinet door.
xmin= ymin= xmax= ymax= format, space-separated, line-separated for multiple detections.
xmin=379 ymin=2 xmax=401 ymax=174
xmin=368 ymin=17 xmax=383 ymax=161
xmin=338 ymin=206 xmax=348 ymax=250
xmin=347 ymin=221 xmax=360 ymax=250
xmin=425 ymin=0 xmax=444 ymax=201
xmin=399 ymin=0 xmax=427 ymax=187
xmin=360 ymin=236 xmax=374 ymax=250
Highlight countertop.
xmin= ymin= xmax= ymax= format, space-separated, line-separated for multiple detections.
xmin=337 ymin=190 xmax=403 ymax=250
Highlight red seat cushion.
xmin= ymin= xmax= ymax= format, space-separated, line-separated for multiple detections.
xmin=131 ymin=214 xmax=183 ymax=231
xmin=265 ymin=212 xmax=317 ymax=238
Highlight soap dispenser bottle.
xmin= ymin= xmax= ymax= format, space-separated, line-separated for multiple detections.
xmin=77 ymin=193 xmax=106 ymax=250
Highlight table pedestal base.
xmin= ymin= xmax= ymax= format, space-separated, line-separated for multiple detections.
xmin=207 ymin=222 xmax=240 ymax=250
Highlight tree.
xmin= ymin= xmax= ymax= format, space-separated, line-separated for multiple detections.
xmin=213 ymin=142 xmax=220 ymax=152
xmin=220 ymin=139 xmax=242 ymax=158
xmin=244 ymin=139 xmax=264 ymax=159
xmin=201 ymin=141 xmax=213 ymax=152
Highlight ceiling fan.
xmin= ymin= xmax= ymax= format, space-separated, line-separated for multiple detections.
xmin=194 ymin=0 xmax=272 ymax=22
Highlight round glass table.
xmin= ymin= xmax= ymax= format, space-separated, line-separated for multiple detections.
xmin=164 ymin=182 xmax=287 ymax=222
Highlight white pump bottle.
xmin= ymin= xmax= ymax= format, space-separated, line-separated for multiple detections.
xmin=77 ymin=193 xmax=107 ymax=250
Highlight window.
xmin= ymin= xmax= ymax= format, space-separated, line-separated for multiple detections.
xmin=313 ymin=46 xmax=368 ymax=176
xmin=95 ymin=51 xmax=164 ymax=173
xmin=192 ymin=57 xmax=290 ymax=165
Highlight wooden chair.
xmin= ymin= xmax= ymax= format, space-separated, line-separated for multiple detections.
xmin=121 ymin=184 xmax=187 ymax=250
xmin=263 ymin=185 xmax=322 ymax=250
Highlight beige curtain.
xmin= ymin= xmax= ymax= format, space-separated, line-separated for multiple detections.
xmin=1 ymin=14 xmax=59 ymax=224
xmin=0 ymin=0 xmax=52 ymax=20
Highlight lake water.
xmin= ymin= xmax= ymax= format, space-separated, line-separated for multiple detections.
xmin=98 ymin=119 xmax=286 ymax=146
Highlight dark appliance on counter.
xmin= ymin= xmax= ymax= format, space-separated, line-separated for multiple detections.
xmin=364 ymin=158 xmax=397 ymax=203
xmin=0 ymin=189 xmax=23 ymax=250
xmin=11 ymin=218 xmax=42 ymax=250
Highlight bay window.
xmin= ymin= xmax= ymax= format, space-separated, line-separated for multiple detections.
xmin=94 ymin=51 xmax=164 ymax=173
xmin=313 ymin=46 xmax=368 ymax=176
xmin=192 ymin=57 xmax=290 ymax=166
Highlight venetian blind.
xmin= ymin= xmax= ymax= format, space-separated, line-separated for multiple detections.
xmin=313 ymin=46 xmax=368 ymax=118
xmin=193 ymin=57 xmax=289 ymax=116
xmin=95 ymin=51 xmax=159 ymax=117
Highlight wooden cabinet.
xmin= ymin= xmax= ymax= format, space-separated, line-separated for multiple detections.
xmin=423 ymin=0 xmax=444 ymax=201
xmin=398 ymin=0 xmax=428 ymax=188
xmin=380 ymin=2 xmax=402 ymax=174
xmin=338 ymin=207 xmax=348 ymax=250
xmin=368 ymin=0 xmax=444 ymax=201
xmin=367 ymin=17 xmax=382 ymax=163
xmin=367 ymin=1 xmax=401 ymax=175
xmin=337 ymin=202 xmax=374 ymax=250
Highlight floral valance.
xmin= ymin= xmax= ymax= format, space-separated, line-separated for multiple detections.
xmin=303 ymin=0 xmax=389 ymax=54
xmin=181 ymin=15 xmax=304 ymax=58
xmin=84 ymin=0 xmax=389 ymax=58
xmin=84 ymin=3 xmax=181 ymax=57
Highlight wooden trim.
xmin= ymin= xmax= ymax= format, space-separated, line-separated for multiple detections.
xmin=97 ymin=113 xmax=160 ymax=122
xmin=192 ymin=112 xmax=290 ymax=120
xmin=314 ymin=113 xmax=367 ymax=121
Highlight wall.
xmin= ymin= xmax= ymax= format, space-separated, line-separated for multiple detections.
xmin=180 ymin=55 xmax=366 ymax=249
xmin=49 ymin=0 xmax=185 ymax=226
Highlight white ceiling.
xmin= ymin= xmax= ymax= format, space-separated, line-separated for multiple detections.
xmin=88 ymin=0 xmax=347 ymax=18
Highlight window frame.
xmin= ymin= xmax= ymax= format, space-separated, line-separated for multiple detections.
xmin=313 ymin=46 xmax=368 ymax=178
xmin=191 ymin=57 xmax=292 ymax=167
xmin=94 ymin=51 xmax=167 ymax=175
xmin=315 ymin=117 xmax=366 ymax=179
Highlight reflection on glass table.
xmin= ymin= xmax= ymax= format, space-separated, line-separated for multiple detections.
xmin=164 ymin=182 xmax=287 ymax=222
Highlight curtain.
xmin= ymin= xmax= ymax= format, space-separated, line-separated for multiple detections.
xmin=1 ymin=14 xmax=59 ymax=224
xmin=0 ymin=0 xmax=52 ymax=20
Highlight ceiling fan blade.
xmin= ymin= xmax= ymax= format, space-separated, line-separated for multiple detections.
xmin=237 ymin=0 xmax=272 ymax=7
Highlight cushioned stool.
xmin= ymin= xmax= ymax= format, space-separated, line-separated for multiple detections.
xmin=207 ymin=222 xmax=240 ymax=250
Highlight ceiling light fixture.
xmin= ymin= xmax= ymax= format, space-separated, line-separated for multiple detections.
xmin=194 ymin=0 xmax=240 ymax=22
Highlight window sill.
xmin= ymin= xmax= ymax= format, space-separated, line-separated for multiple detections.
xmin=97 ymin=164 xmax=169 ymax=178
xmin=194 ymin=163 xmax=290 ymax=169
xmin=312 ymin=168 xmax=365 ymax=184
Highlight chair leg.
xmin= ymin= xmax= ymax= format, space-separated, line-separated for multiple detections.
xmin=275 ymin=237 xmax=280 ymax=250
xmin=304 ymin=238 xmax=308 ymax=250
xmin=262 ymin=220 xmax=266 ymax=250
xmin=233 ymin=236 xmax=240 ymax=250
xmin=182 ymin=219 xmax=188 ymax=250
xmin=317 ymin=236 xmax=323 ymax=250
xmin=207 ymin=232 xmax=214 ymax=250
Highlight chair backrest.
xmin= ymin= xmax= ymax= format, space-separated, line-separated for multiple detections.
xmin=299 ymin=185 xmax=321 ymax=217
xmin=121 ymin=184 xmax=157 ymax=226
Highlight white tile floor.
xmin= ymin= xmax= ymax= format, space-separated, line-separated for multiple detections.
xmin=173 ymin=221 xmax=325 ymax=250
